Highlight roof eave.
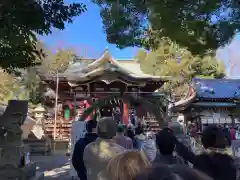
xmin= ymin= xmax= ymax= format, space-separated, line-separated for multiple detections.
xmin=170 ymin=91 xmax=197 ymax=112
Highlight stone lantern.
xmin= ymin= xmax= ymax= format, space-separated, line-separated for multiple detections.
xmin=34 ymin=106 xmax=45 ymax=120
xmin=32 ymin=105 xmax=45 ymax=139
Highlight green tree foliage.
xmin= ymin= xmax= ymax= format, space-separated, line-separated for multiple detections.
xmin=0 ymin=0 xmax=86 ymax=71
xmin=93 ymin=0 xmax=239 ymax=54
xmin=135 ymin=39 xmax=225 ymax=97
xmin=40 ymin=48 xmax=76 ymax=74
xmin=0 ymin=46 xmax=77 ymax=106
xmin=20 ymin=68 xmax=45 ymax=105
xmin=0 ymin=70 xmax=17 ymax=102
xmin=0 ymin=70 xmax=30 ymax=103
xmin=26 ymin=48 xmax=77 ymax=105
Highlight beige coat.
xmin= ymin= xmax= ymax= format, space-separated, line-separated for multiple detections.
xmin=83 ymin=138 xmax=125 ymax=180
xmin=113 ymin=135 xmax=133 ymax=149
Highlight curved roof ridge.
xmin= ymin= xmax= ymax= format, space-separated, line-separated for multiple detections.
xmin=65 ymin=50 xmax=170 ymax=81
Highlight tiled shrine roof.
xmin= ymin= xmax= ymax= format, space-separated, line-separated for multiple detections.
xmin=193 ymin=78 xmax=240 ymax=100
xmin=170 ymin=78 xmax=240 ymax=112
xmin=39 ymin=50 xmax=170 ymax=86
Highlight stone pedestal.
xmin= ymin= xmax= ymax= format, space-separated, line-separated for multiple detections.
xmin=21 ymin=162 xmax=37 ymax=179
xmin=32 ymin=172 xmax=44 ymax=180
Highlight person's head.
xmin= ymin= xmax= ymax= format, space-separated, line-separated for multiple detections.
xmin=86 ymin=120 xmax=97 ymax=133
xmin=146 ymin=132 xmax=155 ymax=140
xmin=117 ymin=124 xmax=125 ymax=135
xmin=189 ymin=122 xmax=198 ymax=133
xmin=97 ymin=117 xmax=117 ymax=139
xmin=201 ymin=125 xmax=226 ymax=149
xmin=126 ymin=127 xmax=135 ymax=138
xmin=135 ymin=126 xmax=144 ymax=135
xmin=156 ymin=128 xmax=175 ymax=155
xmin=106 ymin=151 xmax=151 ymax=180
xmin=134 ymin=164 xmax=213 ymax=180
xmin=224 ymin=123 xmax=230 ymax=129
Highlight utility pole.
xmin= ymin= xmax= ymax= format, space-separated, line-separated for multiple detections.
xmin=53 ymin=71 xmax=59 ymax=141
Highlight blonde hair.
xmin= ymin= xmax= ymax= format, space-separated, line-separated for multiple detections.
xmin=106 ymin=150 xmax=151 ymax=180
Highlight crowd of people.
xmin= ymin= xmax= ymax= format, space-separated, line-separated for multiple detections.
xmin=72 ymin=117 xmax=237 ymax=180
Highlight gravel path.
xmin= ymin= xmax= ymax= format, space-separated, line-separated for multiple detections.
xmin=32 ymin=155 xmax=73 ymax=180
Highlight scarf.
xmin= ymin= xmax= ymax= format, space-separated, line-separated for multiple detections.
xmin=204 ymin=147 xmax=233 ymax=156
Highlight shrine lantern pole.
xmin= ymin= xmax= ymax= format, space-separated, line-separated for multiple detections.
xmin=53 ymin=71 xmax=59 ymax=140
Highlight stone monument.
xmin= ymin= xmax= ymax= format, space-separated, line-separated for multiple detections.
xmin=0 ymin=100 xmax=38 ymax=179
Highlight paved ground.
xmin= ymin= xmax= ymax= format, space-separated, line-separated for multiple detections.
xmin=32 ymin=155 xmax=75 ymax=180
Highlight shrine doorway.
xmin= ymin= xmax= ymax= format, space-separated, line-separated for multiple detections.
xmin=79 ymin=94 xmax=166 ymax=127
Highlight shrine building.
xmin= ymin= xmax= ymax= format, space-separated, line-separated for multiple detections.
xmin=39 ymin=50 xmax=169 ymax=140
xmin=171 ymin=78 xmax=240 ymax=131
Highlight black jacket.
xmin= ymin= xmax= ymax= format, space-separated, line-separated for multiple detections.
xmin=153 ymin=152 xmax=185 ymax=165
xmin=175 ymin=140 xmax=236 ymax=180
xmin=223 ymin=128 xmax=232 ymax=146
xmin=72 ymin=133 xmax=98 ymax=180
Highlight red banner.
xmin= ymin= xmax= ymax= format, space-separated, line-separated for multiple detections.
xmin=123 ymin=103 xmax=128 ymax=125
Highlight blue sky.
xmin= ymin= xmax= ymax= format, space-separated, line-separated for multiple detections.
xmin=40 ymin=0 xmax=138 ymax=59
xmin=40 ymin=0 xmax=240 ymax=77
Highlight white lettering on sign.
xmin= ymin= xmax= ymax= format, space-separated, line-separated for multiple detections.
xmin=110 ymin=88 xmax=120 ymax=91
xmin=75 ymin=93 xmax=86 ymax=98
xmin=96 ymin=88 xmax=104 ymax=91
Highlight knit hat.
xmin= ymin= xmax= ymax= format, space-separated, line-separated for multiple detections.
xmin=97 ymin=117 xmax=117 ymax=139
xmin=117 ymin=124 xmax=125 ymax=133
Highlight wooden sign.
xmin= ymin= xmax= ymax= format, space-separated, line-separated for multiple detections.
xmin=95 ymin=88 xmax=105 ymax=91
xmin=108 ymin=82 xmax=126 ymax=93
xmin=90 ymin=82 xmax=106 ymax=92
xmin=90 ymin=81 xmax=126 ymax=93
xmin=75 ymin=93 xmax=88 ymax=98
xmin=75 ymin=86 xmax=84 ymax=91
xmin=109 ymin=87 xmax=120 ymax=92
xmin=128 ymin=86 xmax=139 ymax=92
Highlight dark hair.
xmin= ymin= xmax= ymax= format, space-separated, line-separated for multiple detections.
xmin=134 ymin=164 xmax=212 ymax=180
xmin=86 ymin=120 xmax=97 ymax=132
xmin=201 ymin=125 xmax=226 ymax=149
xmin=156 ymin=128 xmax=175 ymax=155
xmin=135 ymin=126 xmax=144 ymax=135
xmin=97 ymin=117 xmax=117 ymax=139
xmin=126 ymin=128 xmax=135 ymax=140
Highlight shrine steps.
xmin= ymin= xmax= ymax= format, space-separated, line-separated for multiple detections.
xmin=144 ymin=116 xmax=161 ymax=133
